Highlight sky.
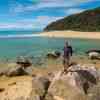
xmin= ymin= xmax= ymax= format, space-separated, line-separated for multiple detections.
xmin=0 ymin=0 xmax=100 ymax=30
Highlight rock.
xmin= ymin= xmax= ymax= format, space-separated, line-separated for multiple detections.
xmin=53 ymin=96 xmax=65 ymax=100
xmin=47 ymin=72 xmax=55 ymax=81
xmin=16 ymin=56 xmax=32 ymax=68
xmin=0 ymin=63 xmax=99 ymax=100
xmin=46 ymin=73 xmax=88 ymax=100
xmin=88 ymin=52 xmax=100 ymax=59
xmin=0 ymin=65 xmax=28 ymax=77
xmin=24 ymin=66 xmax=35 ymax=76
xmin=0 ymin=62 xmax=35 ymax=77
xmin=88 ymin=81 xmax=100 ymax=100
xmin=6 ymin=66 xmax=28 ymax=77
xmin=86 ymin=50 xmax=100 ymax=59
xmin=0 ymin=73 xmax=3 ymax=76
xmin=46 ymin=51 xmax=61 ymax=59
xmin=55 ymin=51 xmax=61 ymax=57
xmin=0 ymin=77 xmax=41 ymax=100
xmin=32 ymin=75 xmax=50 ymax=99
xmin=46 ymin=64 xmax=99 ymax=100
xmin=86 ymin=50 xmax=100 ymax=54
xmin=0 ymin=88 xmax=5 ymax=93
xmin=0 ymin=75 xmax=50 ymax=100
xmin=37 ymin=76 xmax=50 ymax=91
xmin=0 ymin=67 xmax=9 ymax=77
xmin=68 ymin=64 xmax=99 ymax=91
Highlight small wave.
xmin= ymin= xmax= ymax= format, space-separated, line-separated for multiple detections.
xmin=0 ymin=34 xmax=44 ymax=39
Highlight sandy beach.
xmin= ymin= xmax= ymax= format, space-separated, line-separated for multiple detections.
xmin=41 ymin=31 xmax=100 ymax=39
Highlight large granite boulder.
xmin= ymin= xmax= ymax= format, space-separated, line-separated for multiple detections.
xmin=88 ymin=81 xmax=100 ymax=100
xmin=32 ymin=75 xmax=50 ymax=99
xmin=46 ymin=64 xmax=99 ymax=100
xmin=0 ymin=75 xmax=50 ymax=100
xmin=6 ymin=66 xmax=28 ymax=77
xmin=0 ymin=64 xmax=28 ymax=77
xmin=0 ymin=63 xmax=99 ymax=100
xmin=0 ymin=77 xmax=39 ymax=100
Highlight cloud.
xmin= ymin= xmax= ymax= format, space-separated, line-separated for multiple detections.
xmin=10 ymin=0 xmax=93 ymax=13
xmin=0 ymin=23 xmax=35 ymax=30
xmin=65 ymin=8 xmax=85 ymax=15
xmin=0 ymin=16 xmax=63 ymax=30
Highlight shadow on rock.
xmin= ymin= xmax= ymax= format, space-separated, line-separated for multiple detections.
xmin=77 ymin=70 xmax=97 ymax=85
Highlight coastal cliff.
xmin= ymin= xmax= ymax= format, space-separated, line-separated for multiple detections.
xmin=44 ymin=7 xmax=100 ymax=32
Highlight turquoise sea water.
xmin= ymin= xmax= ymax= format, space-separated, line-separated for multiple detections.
xmin=0 ymin=30 xmax=100 ymax=61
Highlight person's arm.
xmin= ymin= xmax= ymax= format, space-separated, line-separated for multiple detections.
xmin=68 ymin=46 xmax=73 ymax=56
xmin=62 ymin=47 xmax=65 ymax=57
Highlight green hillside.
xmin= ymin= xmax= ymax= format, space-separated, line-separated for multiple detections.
xmin=44 ymin=7 xmax=100 ymax=32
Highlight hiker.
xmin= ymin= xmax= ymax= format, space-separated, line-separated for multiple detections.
xmin=63 ymin=41 xmax=73 ymax=72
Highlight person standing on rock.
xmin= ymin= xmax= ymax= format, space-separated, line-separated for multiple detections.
xmin=63 ymin=41 xmax=73 ymax=73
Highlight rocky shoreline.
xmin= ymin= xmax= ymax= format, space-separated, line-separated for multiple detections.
xmin=0 ymin=61 xmax=100 ymax=100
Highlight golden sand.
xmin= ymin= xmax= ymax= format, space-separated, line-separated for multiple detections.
xmin=40 ymin=31 xmax=100 ymax=39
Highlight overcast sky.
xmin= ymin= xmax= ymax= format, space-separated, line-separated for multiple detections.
xmin=0 ymin=0 xmax=100 ymax=30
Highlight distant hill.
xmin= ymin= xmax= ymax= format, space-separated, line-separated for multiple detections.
xmin=44 ymin=7 xmax=100 ymax=32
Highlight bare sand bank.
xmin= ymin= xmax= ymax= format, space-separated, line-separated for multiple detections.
xmin=41 ymin=31 xmax=100 ymax=39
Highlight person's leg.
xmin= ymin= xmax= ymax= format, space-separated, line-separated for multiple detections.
xmin=63 ymin=59 xmax=66 ymax=72
xmin=64 ymin=56 xmax=71 ymax=73
xmin=66 ymin=57 xmax=70 ymax=70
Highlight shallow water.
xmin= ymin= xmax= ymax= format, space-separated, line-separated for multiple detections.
xmin=0 ymin=30 xmax=100 ymax=62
